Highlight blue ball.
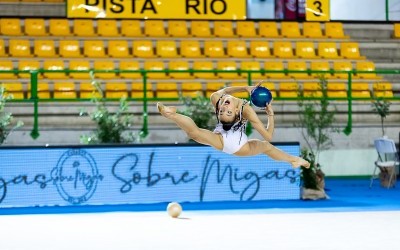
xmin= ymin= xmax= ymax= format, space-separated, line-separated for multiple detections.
xmin=251 ymin=86 xmax=272 ymax=108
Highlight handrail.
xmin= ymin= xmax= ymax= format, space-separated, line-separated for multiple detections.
xmin=1 ymin=68 xmax=399 ymax=139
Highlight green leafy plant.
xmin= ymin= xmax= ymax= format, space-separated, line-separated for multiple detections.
xmin=0 ymin=85 xmax=24 ymax=145
xmin=371 ymin=97 xmax=391 ymax=137
xmin=295 ymin=76 xmax=339 ymax=191
xmin=178 ymin=92 xmax=216 ymax=131
xmin=79 ymin=76 xmax=144 ymax=144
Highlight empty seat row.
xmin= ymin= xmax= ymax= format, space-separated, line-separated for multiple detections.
xmin=0 ymin=59 xmax=383 ymax=80
xmin=0 ymin=18 xmax=349 ymax=39
xmin=2 ymin=81 xmax=393 ymax=100
xmin=0 ymin=39 xmax=364 ymax=59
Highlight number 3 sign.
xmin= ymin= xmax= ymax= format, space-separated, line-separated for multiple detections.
xmin=306 ymin=0 xmax=330 ymax=21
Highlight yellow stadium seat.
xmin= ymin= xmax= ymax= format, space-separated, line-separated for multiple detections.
xmin=193 ymin=61 xmax=217 ymax=79
xmin=250 ymin=41 xmax=272 ymax=58
xmin=325 ymin=22 xmax=349 ymax=39
xmin=2 ymin=82 xmax=24 ymax=99
xmin=93 ymin=61 xmax=116 ymax=79
xmin=279 ymin=82 xmax=299 ymax=97
xmin=144 ymin=61 xmax=168 ymax=79
xmin=169 ymin=61 xmax=193 ymax=79
xmin=204 ymin=40 xmax=226 ymax=58
xmin=168 ymin=21 xmax=189 ymax=37
xmin=131 ymin=82 xmax=152 ymax=91
xmin=295 ymin=42 xmax=318 ymax=59
xmin=373 ymin=82 xmax=392 ymax=92
xmin=54 ymin=91 xmax=77 ymax=99
xmin=258 ymin=22 xmax=280 ymax=38
xmin=327 ymin=82 xmax=346 ymax=91
xmin=108 ymin=40 xmax=131 ymax=58
xmin=79 ymin=82 xmax=100 ymax=98
xmin=132 ymin=40 xmax=155 ymax=58
xmin=119 ymin=61 xmax=141 ymax=79
xmin=191 ymin=21 xmax=213 ymax=37
xmin=303 ymin=82 xmax=321 ymax=91
xmin=205 ymin=82 xmax=225 ymax=97
xmin=281 ymin=22 xmax=302 ymax=38
xmin=156 ymin=40 xmax=178 ymax=58
xmin=0 ymin=39 xmax=6 ymax=57
xmin=0 ymin=60 xmax=16 ymax=79
xmin=105 ymin=82 xmax=128 ymax=99
xmin=240 ymin=61 xmax=263 ymax=79
xmin=181 ymin=82 xmax=203 ymax=97
xmin=131 ymin=90 xmax=154 ymax=99
xmin=264 ymin=61 xmax=288 ymax=79
xmin=18 ymin=60 xmax=40 ymax=78
xmin=237 ymin=21 xmax=257 ymax=37
xmin=59 ymin=40 xmax=82 ymax=58
xmin=327 ymin=90 xmax=347 ymax=99
xmin=97 ymin=20 xmax=118 ymax=37
xmin=49 ymin=19 xmax=71 ymax=36
xmin=287 ymin=61 xmax=309 ymax=79
xmin=374 ymin=90 xmax=393 ymax=98
xmin=155 ymin=82 xmax=179 ymax=99
xmin=0 ymin=18 xmax=23 ymax=36
xmin=394 ymin=23 xmax=400 ymax=38
xmin=279 ymin=91 xmax=298 ymax=98
xmin=333 ymin=61 xmax=353 ymax=79
xmin=9 ymin=39 xmax=32 ymax=57
xmin=340 ymin=42 xmax=365 ymax=59
xmin=318 ymin=42 xmax=341 ymax=59
xmin=213 ymin=21 xmax=235 ymax=37
xmin=303 ymin=22 xmax=324 ymax=38
xmin=180 ymin=40 xmax=203 ymax=58
xmin=227 ymin=41 xmax=249 ymax=58
xmin=351 ymin=82 xmax=369 ymax=91
xmin=33 ymin=40 xmax=56 ymax=57
xmin=54 ymin=82 xmax=76 ymax=98
xmin=273 ymin=41 xmax=294 ymax=58
xmin=27 ymin=82 xmax=50 ymax=99
xmin=352 ymin=90 xmax=371 ymax=98
xmin=43 ymin=60 xmax=68 ymax=79
xmin=217 ymin=61 xmax=240 ymax=79
xmin=83 ymin=40 xmax=107 ymax=58
xmin=181 ymin=90 xmax=203 ymax=98
xmin=25 ymin=18 xmax=47 ymax=36
xmin=73 ymin=20 xmax=95 ymax=37
xmin=355 ymin=61 xmax=381 ymax=79
xmin=303 ymin=82 xmax=323 ymax=98
xmin=310 ymin=61 xmax=332 ymax=79
xmin=261 ymin=82 xmax=277 ymax=97
xmin=121 ymin=20 xmax=143 ymax=37
xmin=144 ymin=20 xmax=166 ymax=37
xmin=69 ymin=60 xmax=91 ymax=79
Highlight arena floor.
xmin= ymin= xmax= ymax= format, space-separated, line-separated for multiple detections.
xmin=1 ymin=178 xmax=399 ymax=250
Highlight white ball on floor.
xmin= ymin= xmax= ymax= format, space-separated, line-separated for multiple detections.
xmin=167 ymin=202 xmax=182 ymax=218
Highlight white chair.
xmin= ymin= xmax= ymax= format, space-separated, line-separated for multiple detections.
xmin=370 ymin=137 xmax=400 ymax=188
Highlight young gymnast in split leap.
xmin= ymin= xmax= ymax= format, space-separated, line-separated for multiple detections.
xmin=157 ymin=82 xmax=310 ymax=169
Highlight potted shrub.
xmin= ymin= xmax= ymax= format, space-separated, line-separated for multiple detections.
xmin=295 ymin=76 xmax=340 ymax=200
xmin=79 ymin=76 xmax=144 ymax=144
xmin=371 ymin=97 xmax=391 ymax=137
xmin=0 ymin=85 xmax=24 ymax=145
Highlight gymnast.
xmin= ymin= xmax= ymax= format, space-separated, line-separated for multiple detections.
xmin=157 ymin=82 xmax=310 ymax=169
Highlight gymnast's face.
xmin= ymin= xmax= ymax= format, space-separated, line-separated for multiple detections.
xmin=218 ymin=96 xmax=238 ymax=123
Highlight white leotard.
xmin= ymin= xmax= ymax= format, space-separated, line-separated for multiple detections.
xmin=213 ymin=97 xmax=248 ymax=154
xmin=214 ymin=122 xmax=248 ymax=154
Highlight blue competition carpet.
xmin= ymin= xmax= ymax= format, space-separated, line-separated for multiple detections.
xmin=1 ymin=178 xmax=399 ymax=215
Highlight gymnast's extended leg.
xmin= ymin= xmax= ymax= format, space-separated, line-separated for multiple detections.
xmin=235 ymin=139 xmax=310 ymax=168
xmin=157 ymin=102 xmax=223 ymax=150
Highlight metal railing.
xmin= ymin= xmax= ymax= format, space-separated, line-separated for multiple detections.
xmin=1 ymin=68 xmax=400 ymax=140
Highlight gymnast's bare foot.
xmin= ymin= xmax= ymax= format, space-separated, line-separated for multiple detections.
xmin=291 ymin=157 xmax=310 ymax=169
xmin=157 ymin=102 xmax=176 ymax=118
